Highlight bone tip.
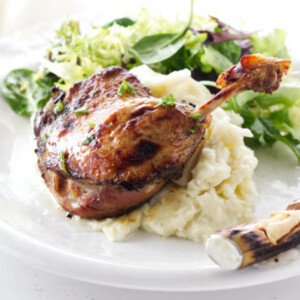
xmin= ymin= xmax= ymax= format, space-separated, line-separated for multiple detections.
xmin=205 ymin=234 xmax=243 ymax=270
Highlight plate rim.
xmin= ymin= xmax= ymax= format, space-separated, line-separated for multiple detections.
xmin=1 ymin=218 xmax=300 ymax=291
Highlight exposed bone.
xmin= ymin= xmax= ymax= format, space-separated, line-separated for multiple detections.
xmin=197 ymin=54 xmax=291 ymax=120
xmin=206 ymin=201 xmax=300 ymax=270
xmin=176 ymin=54 xmax=290 ymax=188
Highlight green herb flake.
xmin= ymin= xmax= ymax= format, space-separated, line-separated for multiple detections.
xmin=74 ymin=103 xmax=88 ymax=116
xmin=190 ymin=126 xmax=198 ymax=134
xmin=89 ymin=90 xmax=97 ymax=98
xmin=154 ymin=94 xmax=176 ymax=108
xmin=192 ymin=114 xmax=200 ymax=120
xmin=60 ymin=151 xmax=70 ymax=175
xmin=82 ymin=134 xmax=95 ymax=145
xmin=54 ymin=102 xmax=64 ymax=114
xmin=118 ymin=78 xmax=137 ymax=96
xmin=88 ymin=122 xmax=95 ymax=129
xmin=41 ymin=133 xmax=48 ymax=142
xmin=108 ymin=122 xmax=113 ymax=128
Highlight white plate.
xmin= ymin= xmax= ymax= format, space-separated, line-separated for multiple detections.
xmin=0 ymin=41 xmax=300 ymax=292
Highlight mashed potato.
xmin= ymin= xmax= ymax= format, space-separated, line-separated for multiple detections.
xmin=81 ymin=66 xmax=258 ymax=242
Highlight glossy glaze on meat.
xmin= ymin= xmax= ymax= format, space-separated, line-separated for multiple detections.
xmin=34 ymin=67 xmax=208 ymax=218
xmin=34 ymin=54 xmax=290 ymax=219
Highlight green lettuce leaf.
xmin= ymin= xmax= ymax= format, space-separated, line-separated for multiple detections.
xmin=224 ymin=84 xmax=300 ymax=162
xmin=250 ymin=29 xmax=289 ymax=58
xmin=201 ymin=46 xmax=233 ymax=72
xmin=0 ymin=69 xmax=57 ymax=117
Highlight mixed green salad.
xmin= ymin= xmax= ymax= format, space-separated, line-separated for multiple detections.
xmin=1 ymin=7 xmax=300 ymax=161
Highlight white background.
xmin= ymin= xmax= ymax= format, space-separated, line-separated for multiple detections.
xmin=0 ymin=0 xmax=300 ymax=299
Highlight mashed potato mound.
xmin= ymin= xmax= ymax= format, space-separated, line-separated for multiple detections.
xmin=84 ymin=66 xmax=258 ymax=242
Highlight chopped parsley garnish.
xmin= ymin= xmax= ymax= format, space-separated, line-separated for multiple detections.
xmin=54 ymin=102 xmax=64 ymax=114
xmin=154 ymin=94 xmax=176 ymax=108
xmin=118 ymin=78 xmax=136 ymax=95
xmin=74 ymin=103 xmax=88 ymax=116
xmin=89 ymin=90 xmax=97 ymax=98
xmin=88 ymin=122 xmax=95 ymax=129
xmin=108 ymin=122 xmax=113 ymax=128
xmin=41 ymin=133 xmax=48 ymax=142
xmin=190 ymin=126 xmax=198 ymax=133
xmin=61 ymin=151 xmax=70 ymax=175
xmin=82 ymin=134 xmax=95 ymax=145
xmin=192 ymin=114 xmax=200 ymax=120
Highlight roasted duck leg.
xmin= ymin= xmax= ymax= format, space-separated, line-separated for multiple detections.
xmin=34 ymin=67 xmax=208 ymax=219
xmin=34 ymin=54 xmax=290 ymax=219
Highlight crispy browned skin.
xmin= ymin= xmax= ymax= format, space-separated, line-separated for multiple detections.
xmin=34 ymin=67 xmax=208 ymax=218
xmin=34 ymin=54 xmax=290 ymax=220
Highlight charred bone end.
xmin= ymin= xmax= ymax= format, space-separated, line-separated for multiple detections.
xmin=205 ymin=235 xmax=243 ymax=270
xmin=216 ymin=54 xmax=291 ymax=94
xmin=197 ymin=54 xmax=291 ymax=120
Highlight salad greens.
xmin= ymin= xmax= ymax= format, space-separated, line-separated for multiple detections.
xmin=224 ymin=87 xmax=300 ymax=161
xmin=1 ymin=69 xmax=57 ymax=117
xmin=103 ymin=17 xmax=135 ymax=28
xmin=0 ymin=7 xmax=300 ymax=162
xmin=130 ymin=0 xmax=193 ymax=65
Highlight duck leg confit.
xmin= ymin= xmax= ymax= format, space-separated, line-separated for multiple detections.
xmin=34 ymin=54 xmax=290 ymax=219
